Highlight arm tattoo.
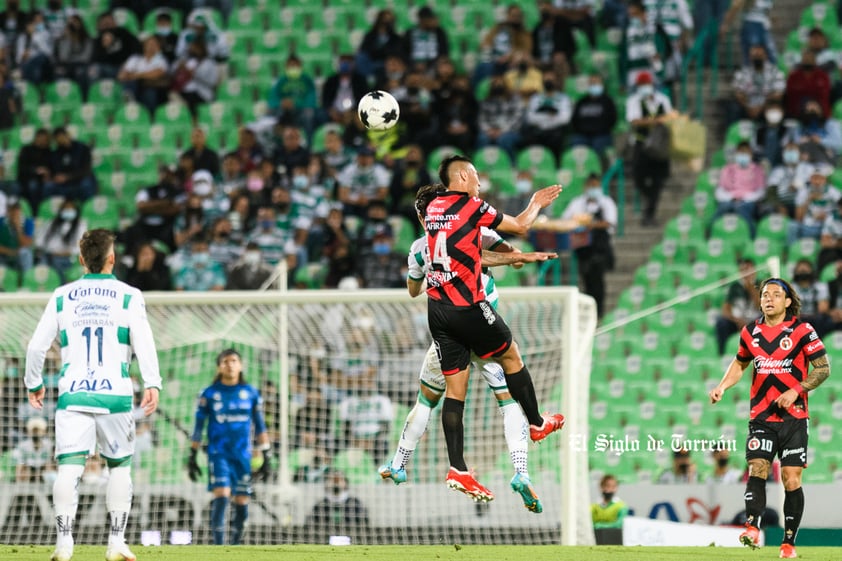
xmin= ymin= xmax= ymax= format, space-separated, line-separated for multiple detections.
xmin=801 ymin=355 xmax=830 ymax=391
xmin=480 ymin=250 xmax=523 ymax=267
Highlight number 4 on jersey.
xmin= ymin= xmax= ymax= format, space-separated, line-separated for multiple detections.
xmin=432 ymin=232 xmax=451 ymax=271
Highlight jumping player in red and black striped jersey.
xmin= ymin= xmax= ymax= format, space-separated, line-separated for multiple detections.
xmin=424 ymin=155 xmax=566 ymax=502
xmin=710 ymin=278 xmax=830 ymax=559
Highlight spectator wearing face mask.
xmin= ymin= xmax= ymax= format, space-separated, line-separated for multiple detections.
xmin=591 ymin=474 xmax=627 ymax=531
xmin=623 ymin=0 xmax=659 ymax=89
xmin=477 ymin=75 xmax=524 ymax=162
xmin=788 ymin=165 xmax=841 ymax=244
xmin=355 ymin=223 xmax=405 ymax=289
xmin=356 ymin=9 xmax=402 ymax=79
xmin=247 ymin=205 xmax=298 ymax=270
xmin=207 ymin=216 xmax=240 ymax=269
xmin=268 ymin=55 xmax=317 ymax=139
xmin=337 ymin=146 xmax=390 ymax=218
xmin=389 ymin=146 xmax=432 ymax=229
xmin=764 ymin=142 xmax=811 ymax=218
xmin=729 ymin=44 xmax=785 ymax=125
xmin=754 ymin=100 xmax=787 ymax=165
xmin=560 ymin=174 xmax=617 ymax=317
xmin=791 ymin=258 xmax=832 ymax=337
xmin=174 ymin=238 xmax=226 ymax=291
xmin=15 ymin=11 xmax=53 ymax=84
xmin=521 ymin=69 xmax=572 ymax=159
xmin=475 ymin=4 xmax=533 ymax=84
xmin=34 ymin=198 xmax=85 ymax=283
xmin=304 ymin=469 xmax=369 ymax=539
xmin=784 ymin=99 xmax=842 ymax=163
xmin=707 ymin=449 xmax=743 ymax=484
xmin=657 ymin=448 xmax=697 ymax=484
xmin=152 ymin=10 xmax=178 ymax=64
xmin=570 ymin=74 xmax=618 ymax=158
xmin=321 ymin=54 xmax=369 ymax=127
xmin=712 ymin=141 xmax=766 ymax=236
xmin=227 ymin=242 xmax=274 ymax=290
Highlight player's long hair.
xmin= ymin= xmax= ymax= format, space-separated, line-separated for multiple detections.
xmin=415 ymin=183 xmax=446 ymax=218
xmin=79 ymin=229 xmax=116 ymax=273
xmin=213 ymin=348 xmax=246 ymax=384
xmin=438 ymin=154 xmax=472 ymax=187
xmin=760 ymin=277 xmax=801 ymax=317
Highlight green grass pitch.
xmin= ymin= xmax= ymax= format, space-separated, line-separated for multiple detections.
xmin=2 ymin=545 xmax=842 ymax=561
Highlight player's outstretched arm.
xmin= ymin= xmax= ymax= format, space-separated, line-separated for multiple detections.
xmin=532 ymin=214 xmax=588 ymax=233
xmin=481 ymin=250 xmax=558 ymax=267
xmin=709 ymin=358 xmax=750 ymax=404
xmin=496 ymin=185 xmax=563 ymax=236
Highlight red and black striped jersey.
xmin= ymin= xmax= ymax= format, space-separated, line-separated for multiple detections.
xmin=424 ymin=191 xmax=503 ymax=306
xmin=736 ymin=315 xmax=826 ymax=422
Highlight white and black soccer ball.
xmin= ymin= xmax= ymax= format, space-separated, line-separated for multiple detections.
xmin=357 ymin=90 xmax=400 ymax=131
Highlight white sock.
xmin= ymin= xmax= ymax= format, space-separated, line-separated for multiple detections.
xmin=500 ymin=401 xmax=529 ymax=477
xmin=106 ymin=466 xmax=133 ymax=546
xmin=391 ymin=400 xmax=433 ymax=470
xmin=53 ymin=464 xmax=85 ymax=550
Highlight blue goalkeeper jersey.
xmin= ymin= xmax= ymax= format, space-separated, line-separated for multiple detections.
xmin=192 ymin=381 xmax=267 ymax=458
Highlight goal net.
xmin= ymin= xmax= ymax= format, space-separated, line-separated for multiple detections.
xmin=0 ymin=286 xmax=597 ymax=546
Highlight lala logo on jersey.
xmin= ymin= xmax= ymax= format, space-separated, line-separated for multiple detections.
xmin=780 ymin=336 xmax=793 ymax=351
xmin=69 ymin=378 xmax=113 ymax=392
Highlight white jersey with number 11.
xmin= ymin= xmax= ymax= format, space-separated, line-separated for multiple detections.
xmin=25 ymin=274 xmax=162 ymax=415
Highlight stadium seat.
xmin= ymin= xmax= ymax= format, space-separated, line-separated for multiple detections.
xmin=21 ymin=264 xmax=62 ymax=292
xmin=0 ymin=265 xmax=20 ymax=292
xmin=663 ymin=213 xmax=705 ymax=243
xmin=800 ymin=3 xmax=838 ymax=34
xmin=755 ymin=213 xmax=790 ymax=245
xmin=87 ymin=79 xmax=122 ymax=110
xmin=71 ymin=102 xmax=110 ymax=130
xmin=515 ymin=145 xmax=558 ymax=186
xmin=153 ymin=101 xmax=194 ymax=129
xmin=709 ymin=213 xmax=752 ymax=249
xmin=680 ymin=190 xmax=716 ymax=221
xmin=196 ymin=101 xmax=239 ymax=132
xmin=112 ymin=7 xmax=140 ymax=34
xmin=37 ymin=196 xmax=65 ymax=222
xmin=426 ymin=145 xmax=462 ymax=177
xmin=114 ymin=102 xmax=152 ymax=135
xmin=332 ymin=448 xmax=378 ymax=484
xmin=787 ymin=237 xmax=820 ymax=264
xmin=723 ymin=119 xmax=755 ymax=149
xmin=82 ymin=195 xmax=121 ymax=230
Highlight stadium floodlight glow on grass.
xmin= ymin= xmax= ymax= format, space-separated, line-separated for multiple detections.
xmin=0 ymin=285 xmax=596 ymax=546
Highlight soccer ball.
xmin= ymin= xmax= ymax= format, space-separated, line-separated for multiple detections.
xmin=357 ymin=90 xmax=400 ymax=131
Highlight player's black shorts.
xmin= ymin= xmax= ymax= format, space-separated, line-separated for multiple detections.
xmin=427 ymin=298 xmax=513 ymax=375
xmin=745 ymin=418 xmax=809 ymax=468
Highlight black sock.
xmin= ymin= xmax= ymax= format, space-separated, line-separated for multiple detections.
xmin=505 ymin=366 xmax=543 ymax=426
xmin=783 ymin=487 xmax=804 ymax=545
xmin=744 ymin=476 xmax=767 ymax=528
xmin=442 ymin=397 xmax=467 ymax=472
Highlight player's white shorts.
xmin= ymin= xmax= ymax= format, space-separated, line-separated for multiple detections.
xmin=54 ymin=409 xmax=135 ymax=463
xmin=419 ymin=343 xmax=509 ymax=396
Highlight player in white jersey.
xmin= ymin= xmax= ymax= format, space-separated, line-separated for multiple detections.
xmin=379 ymin=184 xmax=558 ymax=512
xmin=25 ymin=229 xmax=161 ymax=561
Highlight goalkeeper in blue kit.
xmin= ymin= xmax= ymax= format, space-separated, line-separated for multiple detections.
xmin=188 ymin=349 xmax=272 ymax=545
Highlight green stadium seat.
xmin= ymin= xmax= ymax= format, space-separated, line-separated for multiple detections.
xmin=0 ymin=265 xmax=20 ymax=292
xmin=703 ymin=237 xmax=738 ymax=263
xmin=676 ymin=330 xmax=718 ymax=359
xmin=427 ymin=146 xmax=462 ymax=176
xmin=71 ymin=102 xmax=110 ymax=131
xmin=87 ymin=79 xmax=123 ymax=109
xmin=114 ymin=102 xmax=152 ymax=134
xmin=37 ymin=196 xmax=65 ymax=221
xmin=663 ymin=213 xmax=705 ymax=243
xmin=229 ymin=7 xmax=266 ymax=32
xmin=723 ymin=119 xmax=756 ymax=149
xmin=332 ymin=448 xmax=378 ymax=484
xmin=45 ymin=79 xmax=83 ymax=111
xmin=21 ymin=264 xmax=62 ymax=292
xmin=709 ymin=213 xmax=752 ymax=246
xmin=756 ymin=213 xmax=790 ymax=245
xmin=153 ymin=101 xmax=194 ymax=129
xmin=516 ymin=145 xmax=558 ymax=185
xmin=82 ymin=195 xmax=121 ymax=230
xmin=695 ymin=167 xmax=718 ymax=193
xmin=18 ymin=80 xmax=41 ymax=112
xmin=389 ymin=215 xmax=418 ymax=255
xmin=680 ymin=190 xmax=716 ymax=221
xmin=800 ymin=3 xmax=838 ymax=34
xmin=27 ymin=102 xmax=64 ymax=128
xmin=112 ymin=8 xmax=140 ymax=34
xmin=787 ymin=237 xmax=820 ymax=264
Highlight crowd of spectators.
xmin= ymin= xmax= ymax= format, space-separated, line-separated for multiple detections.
xmin=0 ymin=0 xmax=661 ymax=295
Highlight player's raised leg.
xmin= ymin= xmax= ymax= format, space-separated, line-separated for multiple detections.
xmin=495 ymin=342 xmax=565 ymax=442
xmin=379 ymin=346 xmax=443 ymax=484
xmin=476 ymin=357 xmax=542 ymax=513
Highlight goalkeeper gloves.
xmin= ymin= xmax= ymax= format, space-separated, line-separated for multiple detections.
xmin=256 ymin=446 xmax=273 ymax=482
xmin=187 ymin=448 xmax=202 ymax=482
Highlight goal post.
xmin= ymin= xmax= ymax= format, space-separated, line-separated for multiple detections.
xmin=0 ymin=286 xmax=596 ymax=546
